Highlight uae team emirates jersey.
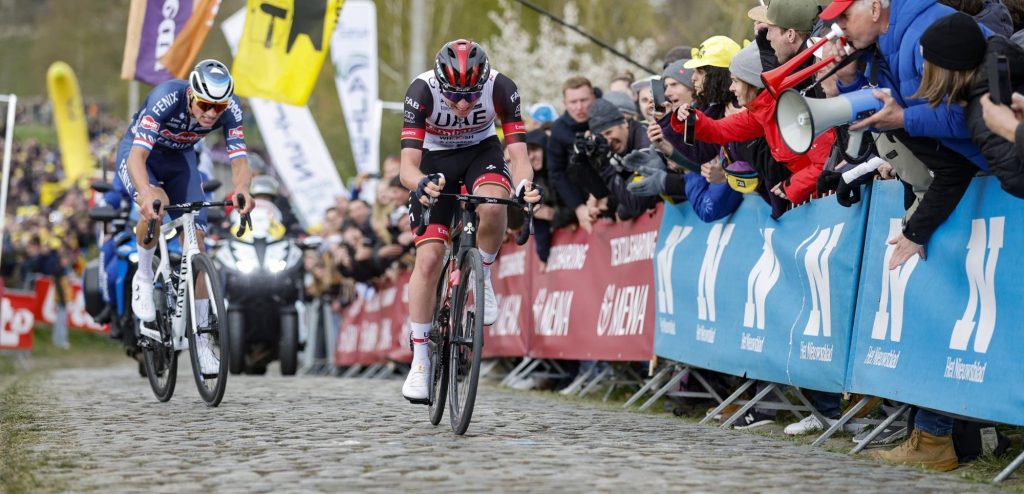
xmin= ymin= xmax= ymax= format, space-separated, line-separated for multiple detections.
xmin=124 ymin=80 xmax=248 ymax=161
xmin=400 ymin=70 xmax=526 ymax=151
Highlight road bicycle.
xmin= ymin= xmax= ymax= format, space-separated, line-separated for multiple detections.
xmin=138 ymin=195 xmax=251 ymax=407
xmin=413 ymin=185 xmax=536 ymax=434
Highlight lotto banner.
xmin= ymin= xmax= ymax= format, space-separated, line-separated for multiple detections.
xmin=848 ymin=178 xmax=1024 ymax=426
xmin=231 ymin=0 xmax=343 ymax=105
xmin=35 ymin=278 xmax=109 ymax=333
xmin=485 ymin=239 xmax=533 ymax=358
xmin=1 ymin=285 xmax=36 ymax=351
xmin=529 ymin=209 xmax=661 ymax=361
xmin=653 ymin=193 xmax=868 ymax=393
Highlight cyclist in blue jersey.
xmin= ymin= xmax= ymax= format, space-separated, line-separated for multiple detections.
xmin=120 ymin=59 xmax=255 ymax=373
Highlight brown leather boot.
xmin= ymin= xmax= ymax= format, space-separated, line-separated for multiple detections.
xmin=870 ymin=429 xmax=959 ymax=471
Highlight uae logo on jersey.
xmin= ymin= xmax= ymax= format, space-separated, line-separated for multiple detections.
xmin=228 ymin=127 xmax=244 ymax=140
xmin=140 ymin=115 xmax=160 ymax=131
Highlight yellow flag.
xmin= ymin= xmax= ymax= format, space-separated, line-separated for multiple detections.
xmin=46 ymin=62 xmax=95 ymax=186
xmin=232 ymin=0 xmax=342 ymax=105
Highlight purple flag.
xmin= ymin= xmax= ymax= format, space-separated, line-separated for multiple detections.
xmin=121 ymin=0 xmax=195 ymax=85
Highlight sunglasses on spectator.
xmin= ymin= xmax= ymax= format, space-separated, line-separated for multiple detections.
xmin=192 ymin=95 xmax=229 ymax=113
xmin=441 ymin=91 xmax=483 ymax=103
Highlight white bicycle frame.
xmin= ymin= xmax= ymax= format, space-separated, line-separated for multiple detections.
xmin=138 ymin=211 xmax=203 ymax=352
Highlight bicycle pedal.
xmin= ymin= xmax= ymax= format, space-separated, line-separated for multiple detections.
xmin=200 ymin=372 xmax=219 ymax=379
xmin=404 ymin=396 xmax=431 ymax=406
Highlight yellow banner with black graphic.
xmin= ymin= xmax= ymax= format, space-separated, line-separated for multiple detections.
xmin=46 ymin=61 xmax=95 ymax=187
xmin=232 ymin=0 xmax=342 ymax=106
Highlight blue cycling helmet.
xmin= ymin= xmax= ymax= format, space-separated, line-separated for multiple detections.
xmin=189 ymin=59 xmax=234 ymax=103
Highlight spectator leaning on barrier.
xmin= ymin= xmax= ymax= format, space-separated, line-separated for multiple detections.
xmin=821 ymin=0 xmax=992 ymax=472
xmin=940 ymin=0 xmax=1015 ymax=36
xmin=825 ymin=0 xmax=991 ymax=273
xmin=547 ymin=76 xmax=598 ymax=232
xmin=525 ymin=128 xmax=573 ymax=266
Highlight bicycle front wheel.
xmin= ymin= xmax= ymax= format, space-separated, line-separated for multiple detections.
xmin=448 ymin=248 xmax=484 ymax=435
xmin=143 ymin=257 xmax=177 ymax=402
xmin=428 ymin=254 xmax=452 ymax=426
xmin=186 ymin=253 xmax=230 ymax=407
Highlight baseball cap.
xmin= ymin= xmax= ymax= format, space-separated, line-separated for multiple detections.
xmin=684 ymin=36 xmax=742 ymax=69
xmin=528 ymin=103 xmax=558 ymax=124
xmin=724 ymin=161 xmax=759 ymax=194
xmin=525 ymin=128 xmax=548 ymax=149
xmin=748 ymin=0 xmax=822 ymax=32
xmin=819 ymin=0 xmax=854 ymax=21
xmin=587 ymin=98 xmax=626 ymax=134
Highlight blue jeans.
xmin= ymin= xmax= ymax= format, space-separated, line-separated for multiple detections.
xmin=806 ymin=390 xmax=841 ymax=419
xmin=915 ymin=409 xmax=954 ymax=436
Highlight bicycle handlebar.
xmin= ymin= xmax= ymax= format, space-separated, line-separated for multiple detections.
xmin=233 ymin=193 xmax=252 ymax=238
xmin=414 ymin=192 xmax=537 ymax=246
xmin=143 ymin=200 xmax=161 ymax=244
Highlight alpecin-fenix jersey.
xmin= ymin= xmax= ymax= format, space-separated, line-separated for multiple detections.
xmin=123 ymin=79 xmax=248 ymax=162
xmin=400 ymin=69 xmax=526 ymax=151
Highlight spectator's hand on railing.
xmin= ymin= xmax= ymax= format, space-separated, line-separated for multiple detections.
xmin=574 ymin=205 xmax=594 ymax=233
xmin=622 ymin=147 xmax=665 ymax=174
xmin=887 ymin=233 xmax=926 ymax=270
xmin=878 ymin=162 xmax=894 ymax=180
xmin=701 ymin=160 xmax=727 ymax=184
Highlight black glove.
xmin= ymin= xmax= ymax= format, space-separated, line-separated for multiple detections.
xmin=414 ymin=173 xmax=444 ymax=203
xmin=816 ymin=169 xmax=842 ymax=195
xmin=835 ymin=173 xmax=874 ymax=207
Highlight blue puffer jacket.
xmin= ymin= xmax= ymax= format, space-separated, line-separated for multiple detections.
xmin=837 ymin=0 xmax=988 ymax=169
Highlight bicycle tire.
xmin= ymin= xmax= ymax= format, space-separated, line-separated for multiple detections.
xmin=186 ymin=253 xmax=230 ymax=407
xmin=428 ymin=253 xmax=452 ymax=426
xmin=143 ymin=258 xmax=177 ymax=402
xmin=448 ymin=248 xmax=484 ymax=435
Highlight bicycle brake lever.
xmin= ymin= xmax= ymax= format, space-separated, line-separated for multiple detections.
xmin=414 ymin=197 xmax=434 ymax=236
xmin=143 ymin=200 xmax=161 ymax=244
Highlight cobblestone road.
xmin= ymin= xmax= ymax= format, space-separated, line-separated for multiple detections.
xmin=17 ymin=364 xmax=1003 ymax=493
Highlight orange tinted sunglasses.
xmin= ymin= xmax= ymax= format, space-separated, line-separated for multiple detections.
xmin=192 ymin=95 xmax=229 ymax=113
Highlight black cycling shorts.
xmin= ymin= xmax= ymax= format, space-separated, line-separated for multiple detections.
xmin=409 ymin=136 xmax=513 ymax=245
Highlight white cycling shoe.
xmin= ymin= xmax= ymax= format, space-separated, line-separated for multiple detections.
xmin=402 ymin=360 xmax=431 ymax=402
xmin=193 ymin=334 xmax=220 ymax=375
xmin=131 ymin=273 xmax=155 ymax=323
xmin=482 ymin=276 xmax=498 ymax=326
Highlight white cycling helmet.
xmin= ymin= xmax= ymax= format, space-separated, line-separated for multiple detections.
xmin=189 ymin=59 xmax=234 ymax=103
xmin=251 ymin=175 xmax=281 ymax=198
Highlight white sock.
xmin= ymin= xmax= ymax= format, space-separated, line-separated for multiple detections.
xmin=136 ymin=244 xmax=155 ymax=280
xmin=195 ymin=299 xmax=210 ymax=329
xmin=410 ymin=321 xmax=431 ymax=363
xmin=480 ymin=249 xmax=497 ymax=280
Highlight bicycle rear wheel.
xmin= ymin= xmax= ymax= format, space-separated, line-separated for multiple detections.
xmin=428 ymin=254 xmax=452 ymax=426
xmin=448 ymin=248 xmax=484 ymax=435
xmin=186 ymin=253 xmax=230 ymax=406
xmin=142 ymin=259 xmax=178 ymax=402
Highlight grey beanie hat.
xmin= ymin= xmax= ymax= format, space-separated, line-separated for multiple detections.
xmin=662 ymin=59 xmax=695 ymax=89
xmin=729 ymin=43 xmax=764 ymax=89
xmin=603 ymin=90 xmax=638 ymax=118
xmin=587 ymin=98 xmax=626 ymax=134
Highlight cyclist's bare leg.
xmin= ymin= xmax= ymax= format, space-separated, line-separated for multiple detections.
xmin=134 ymin=187 xmax=170 ymax=279
xmin=408 ymin=241 xmax=446 ymax=325
xmin=474 ymin=183 xmax=509 ymax=257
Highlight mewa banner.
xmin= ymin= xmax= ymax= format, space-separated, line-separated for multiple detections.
xmin=121 ymin=0 xmax=195 ymax=84
xmin=848 ymin=177 xmax=1024 ymax=426
xmin=331 ymin=0 xmax=381 ymax=176
xmin=223 ymin=8 xmax=346 ymax=228
xmin=335 ymin=271 xmax=410 ymax=366
xmin=653 ymin=193 xmax=868 ymax=393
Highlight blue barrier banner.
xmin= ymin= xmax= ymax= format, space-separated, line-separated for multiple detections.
xmin=654 ymin=193 xmax=868 ymax=393
xmin=849 ymin=177 xmax=1024 ymax=426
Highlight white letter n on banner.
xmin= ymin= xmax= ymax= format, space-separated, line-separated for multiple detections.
xmin=744 ymin=228 xmax=780 ymax=330
xmin=872 ymin=218 xmax=920 ymax=342
xmin=656 ymin=226 xmax=692 ymax=315
xmin=697 ymin=224 xmax=734 ymax=322
xmin=802 ymin=224 xmax=843 ymax=337
xmin=950 ymin=217 xmax=1003 ymax=353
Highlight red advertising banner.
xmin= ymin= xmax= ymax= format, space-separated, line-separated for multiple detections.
xmin=36 ymin=278 xmax=109 ymax=333
xmin=529 ymin=207 xmax=661 ymax=361
xmin=335 ymin=273 xmax=413 ymax=367
xmin=386 ymin=272 xmax=413 ymax=364
xmin=1 ymin=285 xmax=36 ymax=351
xmin=335 ymin=297 xmax=363 ymax=366
xmin=485 ymin=239 xmax=533 ymax=358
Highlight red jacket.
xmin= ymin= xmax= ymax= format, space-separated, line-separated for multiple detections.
xmin=671 ymin=90 xmax=834 ymax=204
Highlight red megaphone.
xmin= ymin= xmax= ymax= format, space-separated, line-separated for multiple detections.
xmin=762 ymin=23 xmax=847 ymax=98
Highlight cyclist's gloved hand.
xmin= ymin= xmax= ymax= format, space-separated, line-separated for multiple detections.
xmin=515 ymin=179 xmax=542 ymax=204
xmin=415 ymin=173 xmax=445 ymax=207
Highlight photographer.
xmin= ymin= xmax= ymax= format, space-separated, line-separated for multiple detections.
xmin=568 ymin=98 xmax=660 ymax=222
xmin=547 ymin=77 xmax=598 ymax=232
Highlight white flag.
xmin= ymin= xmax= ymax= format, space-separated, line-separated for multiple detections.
xmin=331 ymin=0 xmax=381 ymax=176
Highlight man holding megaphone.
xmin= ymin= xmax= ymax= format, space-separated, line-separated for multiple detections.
xmin=819 ymin=0 xmax=995 ymax=472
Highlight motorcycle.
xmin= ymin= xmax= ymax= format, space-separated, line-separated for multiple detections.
xmin=214 ymin=198 xmax=308 ymax=375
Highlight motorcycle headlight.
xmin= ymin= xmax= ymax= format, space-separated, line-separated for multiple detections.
xmin=237 ymin=258 xmax=258 ymax=274
xmin=268 ymin=259 xmax=288 ymax=273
